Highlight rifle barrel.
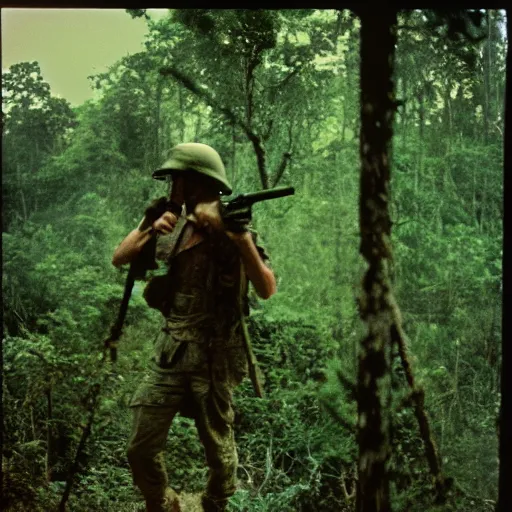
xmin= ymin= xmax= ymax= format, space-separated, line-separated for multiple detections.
xmin=231 ymin=186 xmax=295 ymax=205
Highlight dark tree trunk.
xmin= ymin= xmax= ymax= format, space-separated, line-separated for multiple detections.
xmin=401 ymin=74 xmax=407 ymax=153
xmin=356 ymin=7 xmax=397 ymax=512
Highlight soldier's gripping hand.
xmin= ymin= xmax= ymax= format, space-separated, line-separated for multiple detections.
xmin=152 ymin=211 xmax=179 ymax=234
xmin=192 ymin=200 xmax=224 ymax=231
xmin=193 ymin=200 xmax=249 ymax=241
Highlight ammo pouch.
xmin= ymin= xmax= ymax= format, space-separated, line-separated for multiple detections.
xmin=142 ymin=217 xmax=189 ymax=314
xmin=143 ymin=274 xmax=171 ymax=314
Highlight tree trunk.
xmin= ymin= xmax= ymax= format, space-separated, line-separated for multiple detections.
xmin=480 ymin=174 xmax=487 ymax=234
xmin=231 ymin=123 xmax=237 ymax=189
xmin=444 ymin=80 xmax=453 ymax=155
xmin=494 ymin=11 xmax=502 ymax=126
xmin=497 ymin=11 xmax=511 ymax=512
xmin=342 ymin=97 xmax=347 ymax=143
xmin=401 ymin=74 xmax=407 ymax=153
xmin=17 ymin=162 xmax=28 ymax=222
xmin=472 ymin=164 xmax=478 ymax=227
xmin=154 ymin=78 xmax=163 ymax=167
xmin=416 ymin=88 xmax=424 ymax=195
xmin=30 ymin=405 xmax=37 ymax=441
xmin=356 ymin=7 xmax=397 ymax=512
xmin=194 ymin=112 xmax=202 ymax=141
xmin=178 ymin=86 xmax=186 ymax=142
xmin=161 ymin=110 xmax=171 ymax=152
xmin=46 ymin=386 xmax=53 ymax=482
xmin=483 ymin=10 xmax=491 ymax=145
xmin=332 ymin=150 xmax=344 ymax=340
xmin=340 ymin=22 xmax=357 ymax=144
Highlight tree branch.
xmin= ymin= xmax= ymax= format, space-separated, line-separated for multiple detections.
xmin=389 ymin=296 xmax=453 ymax=501
xmin=262 ymin=119 xmax=273 ymax=142
xmin=270 ymin=119 xmax=294 ymax=188
xmin=340 ymin=469 xmax=357 ymax=501
xmin=160 ymin=66 xmax=242 ymax=129
xmin=160 ymin=65 xmax=270 ymax=189
xmin=271 ymin=152 xmax=292 ymax=188
xmin=336 ymin=370 xmax=357 ymax=401
xmin=321 ymin=400 xmax=356 ymax=433
xmin=245 ymin=52 xmax=260 ymax=128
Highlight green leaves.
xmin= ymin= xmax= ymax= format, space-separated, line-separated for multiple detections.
xmin=126 ymin=8 xmax=149 ymax=20
xmin=2 ymin=62 xmax=77 ymax=231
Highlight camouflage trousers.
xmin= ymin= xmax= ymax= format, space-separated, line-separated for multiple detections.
xmin=127 ymin=361 xmax=238 ymax=508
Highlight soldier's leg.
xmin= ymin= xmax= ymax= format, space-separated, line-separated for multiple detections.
xmin=127 ymin=406 xmax=177 ymax=504
xmin=127 ymin=370 xmax=186 ymax=508
xmin=191 ymin=375 xmax=238 ymax=512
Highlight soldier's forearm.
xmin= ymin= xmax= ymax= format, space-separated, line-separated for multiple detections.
xmin=112 ymin=227 xmax=153 ymax=267
xmin=231 ymin=232 xmax=276 ymax=299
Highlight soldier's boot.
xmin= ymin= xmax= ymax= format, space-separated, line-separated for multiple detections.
xmin=145 ymin=488 xmax=181 ymax=512
xmin=201 ymin=493 xmax=228 ymax=512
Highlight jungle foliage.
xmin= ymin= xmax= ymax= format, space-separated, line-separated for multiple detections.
xmin=2 ymin=8 xmax=505 ymax=512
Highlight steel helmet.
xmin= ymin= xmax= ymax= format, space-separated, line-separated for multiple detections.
xmin=152 ymin=142 xmax=232 ymax=195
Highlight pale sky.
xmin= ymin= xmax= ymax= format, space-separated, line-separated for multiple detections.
xmin=1 ymin=8 xmax=169 ymax=106
xmin=2 ymin=8 xmax=507 ymax=108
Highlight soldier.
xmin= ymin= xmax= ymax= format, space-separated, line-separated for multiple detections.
xmin=112 ymin=143 xmax=276 ymax=512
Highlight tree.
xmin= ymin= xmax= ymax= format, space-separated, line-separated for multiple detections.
xmin=2 ymin=61 xmax=76 ymax=231
xmin=353 ymin=8 xmax=491 ymax=511
xmin=497 ymin=10 xmax=510 ymax=512
xmin=88 ymin=52 xmax=170 ymax=173
xmin=354 ymin=7 xmax=398 ymax=510
xmin=133 ymin=9 xmax=340 ymax=190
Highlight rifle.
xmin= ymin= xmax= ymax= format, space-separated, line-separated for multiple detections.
xmin=104 ymin=177 xmax=184 ymax=362
xmin=104 ymin=184 xmax=294 ymax=364
xmin=103 ymin=237 xmax=164 ymax=362
xmin=221 ymin=186 xmax=295 ymax=232
xmin=225 ymin=186 xmax=295 ymax=398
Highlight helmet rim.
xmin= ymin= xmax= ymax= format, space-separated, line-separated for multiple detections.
xmin=153 ymin=142 xmax=232 ymax=195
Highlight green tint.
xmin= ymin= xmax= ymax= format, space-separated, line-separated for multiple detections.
xmin=1 ymin=8 xmax=504 ymax=512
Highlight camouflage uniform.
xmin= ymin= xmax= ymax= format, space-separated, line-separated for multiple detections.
xmin=127 ymin=217 xmax=267 ymax=511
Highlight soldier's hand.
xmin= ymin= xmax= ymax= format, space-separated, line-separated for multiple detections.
xmin=193 ymin=200 xmax=224 ymax=231
xmin=152 ymin=211 xmax=178 ymax=234
xmin=225 ymin=229 xmax=252 ymax=244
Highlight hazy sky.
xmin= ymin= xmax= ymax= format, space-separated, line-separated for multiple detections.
xmin=1 ymin=9 xmax=166 ymax=106
xmin=2 ymin=8 xmax=507 ymax=108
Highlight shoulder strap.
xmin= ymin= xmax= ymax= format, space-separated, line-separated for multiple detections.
xmin=167 ymin=217 xmax=191 ymax=261
xmin=155 ymin=216 xmax=190 ymax=264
